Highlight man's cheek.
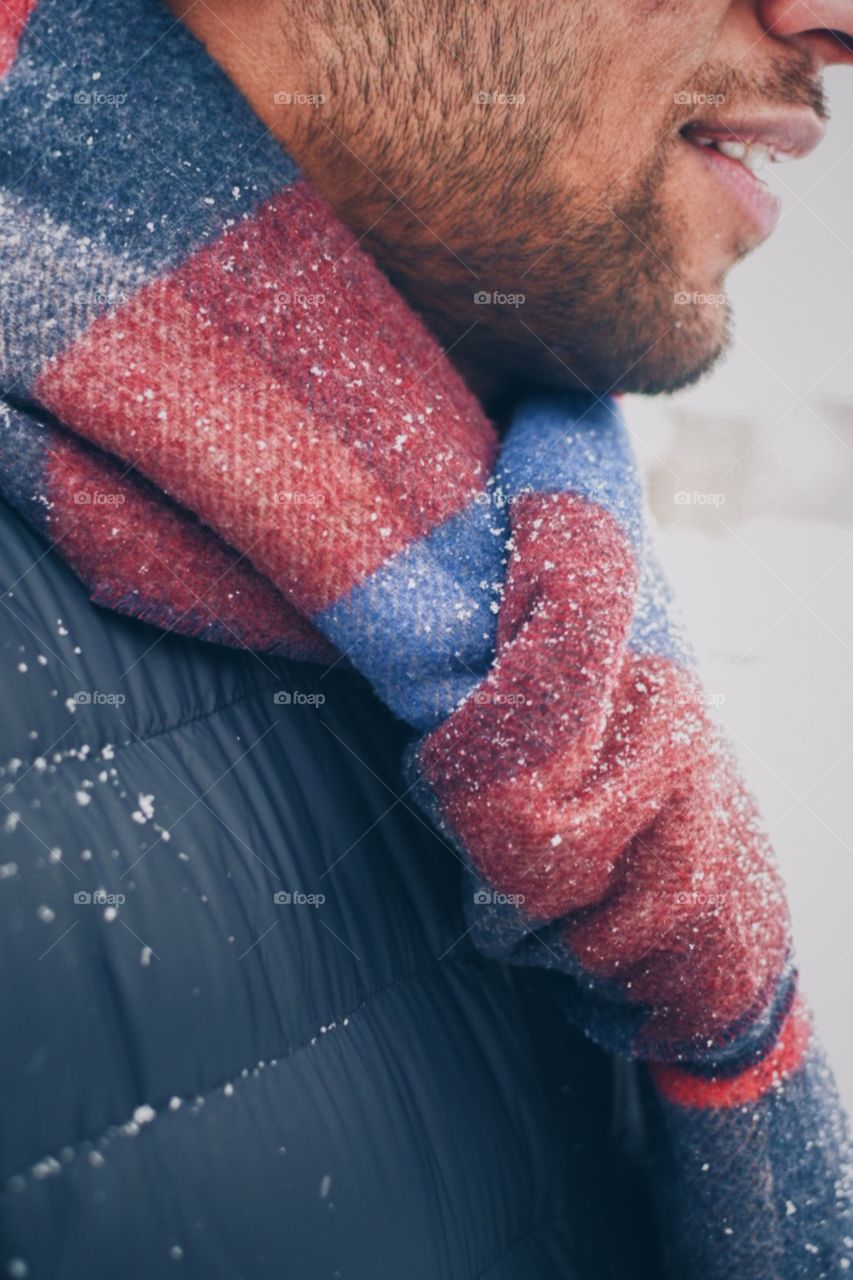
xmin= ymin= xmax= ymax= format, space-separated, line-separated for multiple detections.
xmin=605 ymin=0 xmax=727 ymax=85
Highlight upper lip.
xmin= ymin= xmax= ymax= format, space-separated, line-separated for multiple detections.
xmin=680 ymin=111 xmax=826 ymax=162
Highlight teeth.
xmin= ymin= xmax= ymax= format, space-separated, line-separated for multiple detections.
xmin=688 ymin=134 xmax=783 ymax=172
xmin=742 ymin=144 xmax=770 ymax=173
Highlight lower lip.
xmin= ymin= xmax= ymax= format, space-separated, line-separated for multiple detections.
xmin=685 ymin=139 xmax=781 ymax=241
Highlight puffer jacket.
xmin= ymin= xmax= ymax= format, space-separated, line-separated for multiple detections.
xmin=0 ymin=493 xmax=660 ymax=1279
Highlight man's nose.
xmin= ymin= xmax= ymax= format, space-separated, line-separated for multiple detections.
xmin=758 ymin=0 xmax=853 ymax=66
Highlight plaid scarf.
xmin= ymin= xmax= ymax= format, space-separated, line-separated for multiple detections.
xmin=1 ymin=1 xmax=850 ymax=1274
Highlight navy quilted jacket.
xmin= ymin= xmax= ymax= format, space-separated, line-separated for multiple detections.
xmin=0 ymin=496 xmax=659 ymax=1280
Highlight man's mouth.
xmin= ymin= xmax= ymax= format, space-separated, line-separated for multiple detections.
xmin=679 ymin=112 xmax=826 ymax=242
xmin=683 ymin=133 xmax=785 ymax=172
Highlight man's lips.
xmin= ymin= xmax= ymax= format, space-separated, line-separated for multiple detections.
xmin=679 ymin=110 xmax=826 ymax=242
xmin=681 ymin=111 xmax=826 ymax=163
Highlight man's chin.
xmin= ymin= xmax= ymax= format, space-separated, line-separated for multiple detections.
xmin=608 ymin=327 xmax=730 ymax=396
xmin=440 ymin=291 xmax=727 ymax=407
xmin=523 ymin=298 xmax=732 ymax=398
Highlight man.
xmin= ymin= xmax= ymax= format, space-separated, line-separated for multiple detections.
xmin=0 ymin=2 xmax=850 ymax=1279
xmin=168 ymin=0 xmax=851 ymax=402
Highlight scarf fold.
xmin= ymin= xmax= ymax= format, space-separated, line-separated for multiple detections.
xmin=1 ymin=0 xmax=850 ymax=1274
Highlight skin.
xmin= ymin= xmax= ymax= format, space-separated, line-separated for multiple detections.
xmin=165 ymin=0 xmax=853 ymax=407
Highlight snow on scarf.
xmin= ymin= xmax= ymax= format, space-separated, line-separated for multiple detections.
xmin=0 ymin=0 xmax=850 ymax=1274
